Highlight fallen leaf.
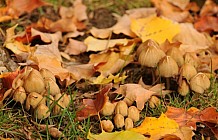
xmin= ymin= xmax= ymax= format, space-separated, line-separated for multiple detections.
xmin=84 ymin=36 xmax=129 ymax=52
xmin=131 ymin=15 xmax=180 ymax=44
xmin=87 ymin=130 xmax=147 ymax=140
xmin=200 ymin=0 xmax=218 ymax=16
xmin=126 ymin=8 xmax=156 ymax=19
xmin=200 ymin=107 xmax=218 ymax=124
xmin=131 ymin=113 xmax=193 ymax=140
xmin=165 ymin=106 xmax=201 ymax=129
xmin=151 ymin=0 xmax=192 ymax=22
xmin=194 ymin=16 xmax=218 ymax=33
xmin=0 ymin=0 xmax=49 ymax=22
xmin=167 ymin=0 xmax=190 ymax=10
xmin=91 ymin=73 xmax=127 ymax=85
xmin=0 ymin=68 xmax=20 ymax=89
xmin=76 ymin=84 xmax=112 ymax=121
xmin=173 ymin=23 xmax=212 ymax=52
xmin=89 ymin=51 xmax=133 ymax=76
xmin=64 ymin=39 xmax=87 ymax=55
xmin=73 ymin=0 xmax=88 ymax=21
xmin=116 ymin=84 xmax=156 ymax=110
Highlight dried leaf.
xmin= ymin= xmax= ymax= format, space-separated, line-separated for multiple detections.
xmin=116 ymin=84 xmax=156 ymax=110
xmin=64 ymin=39 xmax=87 ymax=55
xmin=76 ymin=84 xmax=112 ymax=121
xmin=131 ymin=113 xmax=193 ymax=140
xmin=131 ymin=15 xmax=180 ymax=44
xmin=87 ymin=130 xmax=147 ymax=140
xmin=89 ymin=51 xmax=133 ymax=75
xmin=91 ymin=73 xmax=127 ymax=85
xmin=194 ymin=16 xmax=218 ymax=33
xmin=84 ymin=36 xmax=129 ymax=52
xmin=165 ymin=106 xmax=200 ymax=129
xmin=167 ymin=0 xmax=190 ymax=10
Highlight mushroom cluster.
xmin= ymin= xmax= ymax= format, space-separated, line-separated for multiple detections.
xmin=10 ymin=66 xmax=70 ymax=119
xmin=100 ymin=100 xmax=140 ymax=132
xmin=137 ymin=39 xmax=211 ymax=95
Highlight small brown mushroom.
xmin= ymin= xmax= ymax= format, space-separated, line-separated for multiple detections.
xmin=178 ymin=79 xmax=190 ymax=96
xmin=34 ymin=104 xmax=50 ymax=119
xmin=23 ymin=69 xmax=45 ymax=93
xmin=100 ymin=101 xmax=115 ymax=116
xmin=25 ymin=92 xmax=46 ymax=111
xmin=166 ymin=47 xmax=184 ymax=67
xmin=138 ymin=39 xmax=166 ymax=83
xmin=180 ymin=63 xmax=197 ymax=81
xmin=149 ymin=96 xmax=160 ymax=108
xmin=156 ymin=56 xmax=179 ymax=89
xmin=125 ymin=118 xmax=134 ymax=130
xmin=101 ymin=120 xmax=114 ymax=132
xmin=40 ymin=68 xmax=56 ymax=82
xmin=128 ymin=106 xmax=140 ymax=122
xmin=44 ymin=78 xmax=60 ymax=96
xmin=13 ymin=86 xmax=27 ymax=104
xmin=114 ymin=114 xmax=125 ymax=128
xmin=115 ymin=101 xmax=128 ymax=117
xmin=190 ymin=72 xmax=210 ymax=94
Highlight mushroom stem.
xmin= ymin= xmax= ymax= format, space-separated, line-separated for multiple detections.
xmin=151 ymin=68 xmax=156 ymax=84
xmin=166 ymin=77 xmax=171 ymax=90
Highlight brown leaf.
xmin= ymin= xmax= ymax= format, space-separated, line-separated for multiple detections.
xmin=200 ymin=0 xmax=218 ymax=16
xmin=64 ymin=39 xmax=87 ymax=55
xmin=0 ymin=68 xmax=20 ymax=89
xmin=165 ymin=106 xmax=201 ymax=129
xmin=194 ymin=16 xmax=218 ymax=33
xmin=200 ymin=107 xmax=218 ymax=124
xmin=116 ymin=84 xmax=156 ymax=110
xmin=76 ymin=84 xmax=112 ymax=121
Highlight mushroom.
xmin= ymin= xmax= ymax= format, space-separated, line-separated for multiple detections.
xmin=44 ymin=78 xmax=60 ymax=96
xmin=166 ymin=47 xmax=184 ymax=67
xmin=40 ymin=68 xmax=56 ymax=82
xmin=13 ymin=86 xmax=27 ymax=104
xmin=127 ymin=106 xmax=140 ymax=122
xmin=156 ymin=56 xmax=179 ymax=89
xmin=100 ymin=101 xmax=115 ymax=116
xmin=178 ymin=79 xmax=190 ymax=96
xmin=115 ymin=101 xmax=128 ymax=117
xmin=34 ymin=104 xmax=50 ymax=119
xmin=23 ymin=69 xmax=45 ymax=93
xmin=179 ymin=63 xmax=197 ymax=81
xmin=138 ymin=39 xmax=166 ymax=83
xmin=149 ymin=96 xmax=160 ymax=108
xmin=25 ymin=92 xmax=46 ymax=111
xmin=101 ymin=120 xmax=114 ymax=132
xmin=114 ymin=114 xmax=125 ymax=128
xmin=125 ymin=118 xmax=133 ymax=130
xmin=53 ymin=93 xmax=65 ymax=115
xmin=190 ymin=72 xmax=210 ymax=94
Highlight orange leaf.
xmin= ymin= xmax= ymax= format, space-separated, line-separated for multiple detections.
xmin=76 ymin=84 xmax=112 ymax=121
xmin=194 ymin=16 xmax=218 ymax=33
xmin=165 ymin=106 xmax=200 ymax=129
xmin=200 ymin=107 xmax=218 ymax=124
xmin=0 ymin=68 xmax=20 ymax=89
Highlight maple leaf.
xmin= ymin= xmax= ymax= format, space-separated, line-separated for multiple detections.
xmin=165 ymin=106 xmax=201 ymax=129
xmin=131 ymin=15 xmax=180 ymax=44
xmin=76 ymin=84 xmax=112 ymax=121
xmin=131 ymin=113 xmax=193 ymax=140
xmin=87 ymin=130 xmax=147 ymax=140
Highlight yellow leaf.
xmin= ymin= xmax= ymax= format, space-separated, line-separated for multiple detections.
xmin=131 ymin=113 xmax=193 ymax=140
xmin=87 ymin=130 xmax=147 ymax=140
xmin=84 ymin=36 xmax=129 ymax=52
xmin=92 ymin=73 xmax=127 ymax=84
xmin=131 ymin=15 xmax=180 ymax=44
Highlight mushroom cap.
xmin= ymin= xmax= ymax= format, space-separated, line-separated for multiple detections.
xmin=166 ymin=47 xmax=184 ymax=67
xmin=138 ymin=40 xmax=166 ymax=68
xmin=190 ymin=72 xmax=210 ymax=94
xmin=178 ymin=79 xmax=190 ymax=96
xmin=156 ymin=56 xmax=179 ymax=77
xmin=180 ymin=63 xmax=197 ymax=80
xmin=136 ymin=39 xmax=159 ymax=56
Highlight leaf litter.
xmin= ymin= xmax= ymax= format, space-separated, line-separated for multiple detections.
xmin=0 ymin=0 xmax=218 ymax=139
